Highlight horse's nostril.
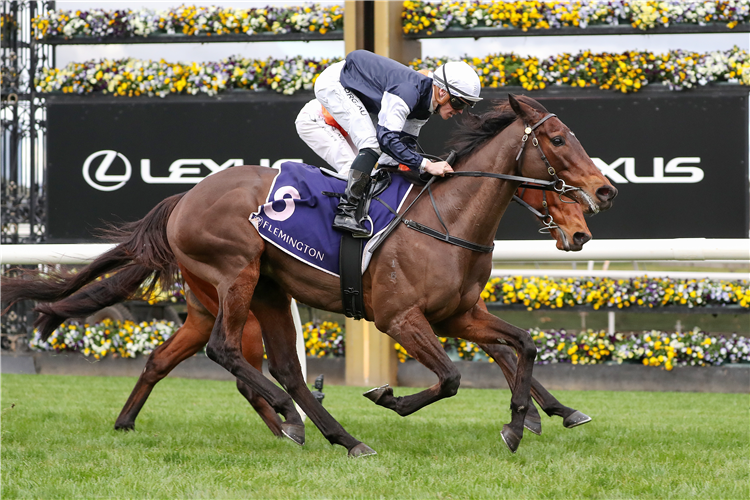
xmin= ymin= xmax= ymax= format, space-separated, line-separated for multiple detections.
xmin=574 ymin=232 xmax=591 ymax=246
xmin=596 ymin=185 xmax=618 ymax=202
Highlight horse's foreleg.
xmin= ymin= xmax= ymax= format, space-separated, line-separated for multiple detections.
xmin=479 ymin=343 xmax=590 ymax=430
xmin=237 ymin=311 xmax=284 ymax=437
xmin=367 ymin=308 xmax=462 ymax=417
xmin=204 ymin=263 xmax=305 ymax=444
xmin=478 ymin=343 xmax=542 ymax=434
xmin=435 ymin=306 xmax=536 ymax=453
xmin=114 ymin=293 xmax=213 ymax=431
xmin=251 ymin=277 xmax=374 ymax=457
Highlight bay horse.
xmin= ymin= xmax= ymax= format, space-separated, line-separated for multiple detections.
xmin=109 ymin=179 xmax=593 ymax=437
xmin=2 ymin=95 xmax=616 ymax=455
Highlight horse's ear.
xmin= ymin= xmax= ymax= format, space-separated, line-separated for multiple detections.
xmin=508 ymin=94 xmax=523 ymax=116
xmin=508 ymin=94 xmax=542 ymax=123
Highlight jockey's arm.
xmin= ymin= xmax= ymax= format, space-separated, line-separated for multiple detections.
xmin=376 ymin=90 xmax=452 ymax=176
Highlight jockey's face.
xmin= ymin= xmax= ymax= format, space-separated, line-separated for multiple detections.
xmin=437 ymin=89 xmax=464 ymax=120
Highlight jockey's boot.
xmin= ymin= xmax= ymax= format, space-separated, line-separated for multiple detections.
xmin=333 ymin=169 xmax=371 ymax=236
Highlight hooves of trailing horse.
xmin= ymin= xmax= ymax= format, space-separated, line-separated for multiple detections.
xmin=114 ymin=421 xmax=135 ymax=432
xmin=523 ymin=415 xmax=542 ymax=436
xmin=348 ymin=443 xmax=377 ymax=458
xmin=363 ymin=384 xmax=392 ymax=405
xmin=281 ymin=423 xmax=306 ymax=446
xmin=563 ymin=410 xmax=592 ymax=429
xmin=500 ymin=424 xmax=522 ymax=453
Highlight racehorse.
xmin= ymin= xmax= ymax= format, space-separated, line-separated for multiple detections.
xmin=109 ymin=179 xmax=593 ymax=437
xmin=2 ymin=95 xmax=616 ymax=455
xmin=2 ymin=177 xmax=594 ymax=440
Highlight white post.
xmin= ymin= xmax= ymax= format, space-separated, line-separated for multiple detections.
xmin=608 ymin=311 xmax=616 ymax=336
xmin=290 ymin=299 xmax=307 ymax=421
xmin=291 ymin=299 xmax=306 ymax=383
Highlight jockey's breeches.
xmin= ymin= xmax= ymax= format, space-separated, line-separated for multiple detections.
xmin=295 ymin=98 xmax=356 ymax=174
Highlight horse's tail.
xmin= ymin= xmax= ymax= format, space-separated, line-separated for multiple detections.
xmin=2 ymin=192 xmax=186 ymax=339
xmin=31 ymin=265 xmax=156 ymax=340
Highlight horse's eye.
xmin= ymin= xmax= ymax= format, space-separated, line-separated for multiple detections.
xmin=551 ymin=136 xmax=565 ymax=147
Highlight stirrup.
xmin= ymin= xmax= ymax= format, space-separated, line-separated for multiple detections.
xmin=353 ymin=215 xmax=374 ymax=239
xmin=333 ymin=216 xmax=371 ymax=237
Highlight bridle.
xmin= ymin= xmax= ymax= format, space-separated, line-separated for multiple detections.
xmin=514 ymin=187 xmax=558 ymax=234
xmin=369 ymin=113 xmax=584 ymax=255
xmin=450 ymin=113 xmax=581 ymax=202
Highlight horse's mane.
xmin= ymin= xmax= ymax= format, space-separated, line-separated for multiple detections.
xmin=449 ymin=95 xmax=549 ymax=162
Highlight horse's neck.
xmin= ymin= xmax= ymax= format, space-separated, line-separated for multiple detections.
xmin=431 ymin=124 xmax=522 ymax=245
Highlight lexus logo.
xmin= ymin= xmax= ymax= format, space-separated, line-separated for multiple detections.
xmin=83 ymin=150 xmax=132 ymax=191
xmin=81 ymin=151 xmax=300 ymax=191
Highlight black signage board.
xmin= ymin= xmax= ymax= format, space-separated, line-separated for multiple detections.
xmin=47 ymin=87 xmax=749 ymax=242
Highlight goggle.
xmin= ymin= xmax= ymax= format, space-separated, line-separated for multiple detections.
xmin=449 ymin=95 xmax=473 ymax=110
xmin=438 ymin=65 xmax=476 ymax=111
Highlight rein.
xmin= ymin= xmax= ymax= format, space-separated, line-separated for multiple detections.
xmin=369 ymin=112 xmax=575 ymax=255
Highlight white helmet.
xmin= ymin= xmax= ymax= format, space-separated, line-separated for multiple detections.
xmin=432 ymin=61 xmax=482 ymax=105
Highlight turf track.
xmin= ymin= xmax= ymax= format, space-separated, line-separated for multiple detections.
xmin=2 ymin=374 xmax=748 ymax=499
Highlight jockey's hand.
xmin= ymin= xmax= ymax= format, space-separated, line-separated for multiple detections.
xmin=424 ymin=160 xmax=454 ymax=177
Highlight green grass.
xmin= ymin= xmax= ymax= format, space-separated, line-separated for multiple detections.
xmin=2 ymin=374 xmax=748 ymax=499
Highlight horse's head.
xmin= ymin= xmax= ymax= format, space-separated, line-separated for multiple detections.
xmin=508 ymin=94 xmax=617 ymax=214
xmin=516 ymin=186 xmax=591 ymax=251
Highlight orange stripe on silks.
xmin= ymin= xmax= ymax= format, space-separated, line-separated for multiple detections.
xmin=321 ymin=105 xmax=349 ymax=137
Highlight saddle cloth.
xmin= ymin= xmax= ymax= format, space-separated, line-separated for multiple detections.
xmin=249 ymin=161 xmax=413 ymax=277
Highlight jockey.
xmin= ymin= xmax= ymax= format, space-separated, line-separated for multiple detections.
xmin=311 ymin=50 xmax=482 ymax=236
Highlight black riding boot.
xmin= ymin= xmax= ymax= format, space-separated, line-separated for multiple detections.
xmin=333 ymin=169 xmax=371 ymax=236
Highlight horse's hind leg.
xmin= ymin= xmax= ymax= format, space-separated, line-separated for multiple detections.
xmin=237 ymin=311 xmax=284 ymax=437
xmin=204 ymin=263 xmax=306 ymax=444
xmin=365 ymin=307 xmax=462 ymax=417
xmin=251 ymin=277 xmax=375 ymax=457
xmin=114 ymin=291 xmax=213 ymax=430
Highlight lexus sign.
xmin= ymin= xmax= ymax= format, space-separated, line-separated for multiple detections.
xmin=47 ymin=89 xmax=749 ymax=241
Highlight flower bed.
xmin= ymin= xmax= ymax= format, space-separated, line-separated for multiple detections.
xmin=36 ymin=56 xmax=338 ymax=97
xmin=411 ymin=47 xmax=750 ymax=92
xmin=30 ymin=318 xmax=749 ymax=371
xmin=396 ymin=328 xmax=750 ymax=370
xmin=32 ymin=3 xmax=342 ymax=40
xmin=29 ymin=319 xmax=176 ymax=360
xmin=28 ymin=319 xmax=345 ymax=360
xmin=481 ymin=275 xmax=750 ymax=310
xmin=37 ymin=46 xmax=749 ymax=97
xmin=303 ymin=320 xmax=345 ymax=358
xmin=402 ymin=0 xmax=750 ymax=35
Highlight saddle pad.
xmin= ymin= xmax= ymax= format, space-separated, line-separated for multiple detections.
xmin=249 ymin=161 xmax=413 ymax=277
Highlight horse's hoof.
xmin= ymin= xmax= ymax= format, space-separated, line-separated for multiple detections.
xmin=281 ymin=423 xmax=305 ymax=446
xmin=348 ymin=443 xmax=377 ymax=458
xmin=563 ymin=410 xmax=592 ymax=429
xmin=500 ymin=425 xmax=522 ymax=453
xmin=114 ymin=422 xmax=134 ymax=431
xmin=524 ymin=416 xmax=542 ymax=436
xmin=363 ymin=384 xmax=391 ymax=404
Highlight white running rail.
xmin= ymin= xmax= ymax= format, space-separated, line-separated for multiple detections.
xmin=491 ymin=238 xmax=750 ymax=262
xmin=2 ymin=239 xmax=747 ymax=265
